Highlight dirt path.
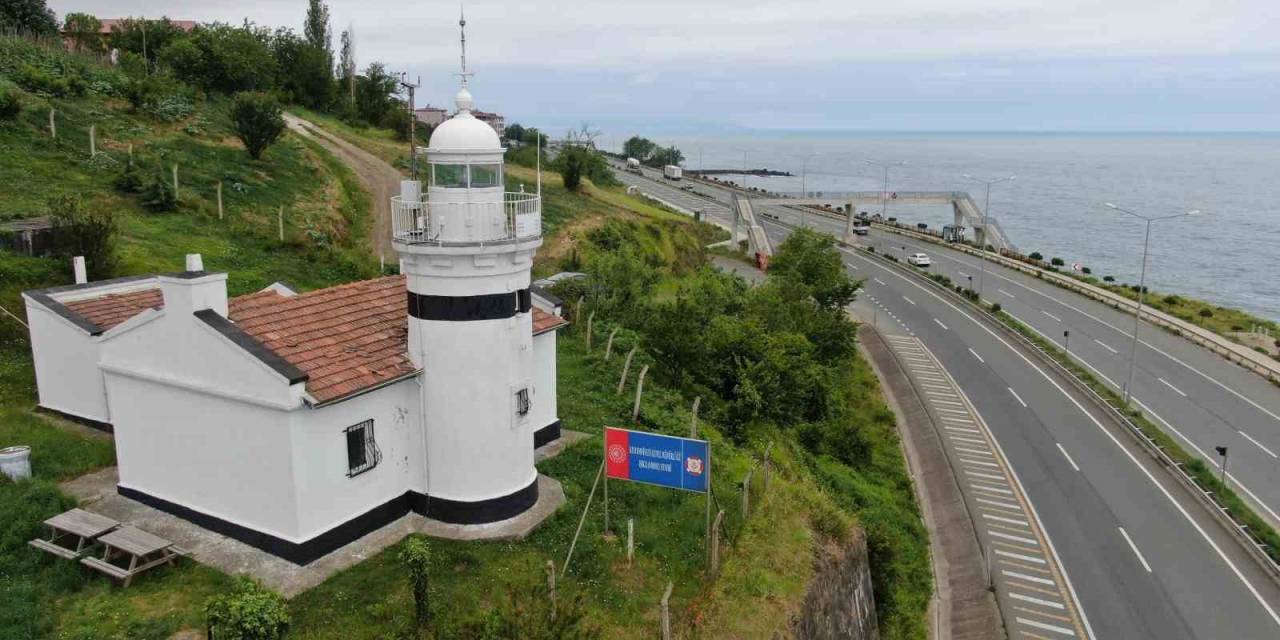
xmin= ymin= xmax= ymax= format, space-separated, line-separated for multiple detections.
xmin=284 ymin=113 xmax=401 ymax=262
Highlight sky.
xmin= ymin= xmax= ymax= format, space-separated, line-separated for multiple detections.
xmin=51 ymin=1 xmax=1280 ymax=134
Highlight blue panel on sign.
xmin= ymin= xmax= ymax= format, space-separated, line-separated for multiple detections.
xmin=615 ymin=428 xmax=709 ymax=493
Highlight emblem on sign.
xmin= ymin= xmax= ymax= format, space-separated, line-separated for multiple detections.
xmin=608 ymin=443 xmax=628 ymax=465
xmin=685 ymin=455 xmax=704 ymax=476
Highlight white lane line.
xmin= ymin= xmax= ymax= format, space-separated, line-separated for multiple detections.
xmin=1017 ymin=616 xmax=1077 ymax=637
xmin=984 ymin=513 xmax=1031 ymax=527
xmin=903 ymin=295 xmax=916 ymax=305
xmin=950 ymin=436 xmax=988 ymax=446
xmin=1008 ymin=387 xmax=1028 ymax=408
xmin=1042 ymin=310 xmax=1063 ymax=322
xmin=844 ymin=262 xmax=858 ymax=270
xmin=874 ymin=278 xmax=887 ymax=285
xmin=1008 ymin=313 xmax=1123 ymax=389
xmin=1012 ymin=592 xmax=1067 ymax=610
xmin=977 ymin=496 xmax=1023 ymax=511
xmin=990 ymin=529 xmax=1041 ymax=546
xmin=998 ymin=289 xmax=1016 ymax=298
xmin=1005 ymin=570 xmax=1056 ymax=586
xmin=1240 ymin=431 xmax=1280 ymax=459
xmin=934 ymin=318 xmax=949 ymax=330
xmin=1118 ymin=527 xmax=1153 ymax=573
xmin=956 ymin=446 xmax=992 ymax=457
xmin=966 ymin=470 xmax=1008 ymax=482
xmin=972 ymin=483 xmax=1015 ymax=495
xmin=959 ymin=271 xmax=971 ymax=279
xmin=997 ymin=548 xmax=1047 ymax=564
xmin=1094 ymin=339 xmax=1118 ymax=354
xmin=962 ymin=458 xmax=1001 ymax=468
xmin=1056 ymin=443 xmax=1081 ymax=472
xmin=1158 ymin=377 xmax=1188 ymax=397
xmin=844 ymin=248 xmax=1276 ymax=628
xmin=969 ymin=348 xmax=985 ymax=363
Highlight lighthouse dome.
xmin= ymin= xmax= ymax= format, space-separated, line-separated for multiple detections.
xmin=427 ymin=112 xmax=501 ymax=152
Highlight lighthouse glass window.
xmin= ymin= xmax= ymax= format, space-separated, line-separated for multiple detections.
xmin=470 ymin=164 xmax=502 ymax=188
xmin=432 ymin=164 xmax=467 ymax=188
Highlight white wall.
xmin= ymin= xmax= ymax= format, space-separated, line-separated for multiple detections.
xmin=531 ymin=330 xmax=558 ymax=433
xmin=289 ymin=380 xmax=421 ymax=541
xmin=105 ymin=371 xmax=301 ymax=540
xmin=23 ymin=302 xmax=110 ymax=423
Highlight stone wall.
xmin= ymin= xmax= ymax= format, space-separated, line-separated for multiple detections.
xmin=793 ymin=528 xmax=879 ymax=640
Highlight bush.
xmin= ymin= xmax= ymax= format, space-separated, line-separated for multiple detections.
xmin=398 ymin=536 xmax=432 ymax=626
xmin=1050 ymin=257 xmax=1065 ymax=266
xmin=991 ymin=302 xmax=1002 ymax=313
xmin=1028 ymin=251 xmax=1043 ymax=261
xmin=1199 ymin=308 xmax=1214 ymax=320
xmin=48 ymin=194 xmax=118 ymax=277
xmin=0 ymin=82 xmax=21 ymax=120
xmin=1103 ymin=275 xmax=1115 ymax=282
xmin=231 ymin=92 xmax=286 ymax=160
xmin=205 ymin=577 xmax=290 ymax=640
xmin=113 ymin=157 xmax=145 ymax=193
xmin=1163 ymin=295 xmax=1181 ymax=306
xmin=141 ymin=170 xmax=178 ymax=212
xmin=1081 ymin=266 xmax=1091 ymax=274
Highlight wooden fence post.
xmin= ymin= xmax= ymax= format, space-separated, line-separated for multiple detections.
xmin=617 ymin=347 xmax=637 ymax=395
xmin=172 ymin=164 xmax=179 ymax=197
xmin=605 ymin=327 xmax=619 ymax=360
xmin=660 ymin=582 xmax=674 ymax=640
xmin=627 ymin=518 xmax=635 ymax=568
xmin=763 ymin=442 xmax=774 ymax=494
xmin=711 ymin=510 xmax=725 ymax=573
xmin=88 ymin=124 xmax=95 ymax=157
xmin=586 ymin=312 xmax=595 ymax=350
xmin=278 ymin=205 xmax=284 ymax=241
xmin=575 ymin=296 xmax=585 ymax=326
xmin=546 ymin=560 xmax=557 ymax=620
xmin=742 ymin=468 xmax=753 ymax=516
xmin=48 ymin=108 xmax=55 ymax=139
xmin=690 ymin=396 xmax=701 ymax=438
xmin=216 ymin=181 xmax=224 ymax=220
xmin=632 ymin=365 xmax=649 ymax=422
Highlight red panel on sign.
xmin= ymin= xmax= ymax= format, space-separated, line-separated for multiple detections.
xmin=605 ymin=427 xmax=630 ymax=480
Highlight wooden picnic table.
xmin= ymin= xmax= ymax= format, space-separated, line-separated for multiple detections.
xmin=81 ymin=525 xmax=179 ymax=587
xmin=28 ymin=508 xmax=119 ymax=559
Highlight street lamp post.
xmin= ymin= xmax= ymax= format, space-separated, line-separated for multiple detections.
xmin=864 ymin=159 xmax=908 ymax=221
xmin=1104 ymin=202 xmax=1201 ymax=406
xmin=963 ymin=174 xmax=1016 ymax=301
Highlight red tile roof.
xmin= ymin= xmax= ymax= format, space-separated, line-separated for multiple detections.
xmin=63 ymin=288 xmax=162 ymax=331
xmin=56 ymin=275 xmax=565 ymax=404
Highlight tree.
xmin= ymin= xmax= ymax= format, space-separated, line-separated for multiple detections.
xmin=337 ymin=27 xmax=355 ymax=107
xmin=504 ymin=122 xmax=526 ymax=143
xmin=398 ymin=536 xmax=432 ymax=626
xmin=62 ymin=13 xmax=101 ymax=52
xmin=649 ymin=145 xmax=684 ymax=168
xmin=160 ymin=23 xmax=278 ymax=94
xmin=0 ymin=81 xmax=21 ymax=121
xmin=270 ymin=29 xmax=333 ymax=109
xmin=48 ymin=194 xmax=118 ymax=278
xmin=304 ymin=0 xmax=331 ymax=54
xmin=231 ymin=92 xmax=286 ymax=160
xmin=768 ymin=228 xmax=860 ymax=310
xmin=559 ymin=146 xmax=585 ymax=191
xmin=205 ymin=577 xmax=290 ymax=640
xmin=108 ymin=17 xmax=191 ymax=69
xmin=0 ymin=0 xmax=58 ymax=36
xmin=140 ymin=168 xmax=177 ymax=211
xmin=622 ymin=135 xmax=656 ymax=162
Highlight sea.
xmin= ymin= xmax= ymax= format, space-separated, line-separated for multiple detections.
xmin=624 ymin=132 xmax=1280 ymax=323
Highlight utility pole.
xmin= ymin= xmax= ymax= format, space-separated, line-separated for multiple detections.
xmin=399 ymin=73 xmax=421 ymax=179
xmin=963 ymin=174 xmax=1015 ymax=300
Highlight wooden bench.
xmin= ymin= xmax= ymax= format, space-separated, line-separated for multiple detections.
xmin=28 ymin=508 xmax=119 ymax=559
xmin=80 ymin=525 xmax=179 ymax=587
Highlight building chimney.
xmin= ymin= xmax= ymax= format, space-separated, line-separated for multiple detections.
xmin=159 ymin=254 xmax=228 ymax=318
xmin=72 ymin=256 xmax=86 ymax=284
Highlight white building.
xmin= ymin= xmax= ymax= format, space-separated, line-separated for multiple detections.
xmin=22 ymin=44 xmax=565 ymax=564
xmin=413 ymin=106 xmax=448 ymax=128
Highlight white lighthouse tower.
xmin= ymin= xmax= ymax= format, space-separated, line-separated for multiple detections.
xmin=391 ymin=15 xmax=544 ymax=524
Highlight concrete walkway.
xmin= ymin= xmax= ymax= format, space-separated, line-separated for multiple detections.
xmin=61 ymin=431 xmax=587 ymax=598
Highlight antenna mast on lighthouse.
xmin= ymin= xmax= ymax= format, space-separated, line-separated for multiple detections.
xmin=457 ymin=5 xmax=474 ymax=88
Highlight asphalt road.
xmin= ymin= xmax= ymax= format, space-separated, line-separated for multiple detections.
xmin=613 ymin=163 xmax=1280 ymax=639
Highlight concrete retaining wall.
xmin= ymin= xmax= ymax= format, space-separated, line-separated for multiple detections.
xmin=794 ymin=529 xmax=880 ymax=640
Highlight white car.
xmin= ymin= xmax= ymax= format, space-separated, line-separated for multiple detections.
xmin=907 ymin=252 xmax=931 ymax=267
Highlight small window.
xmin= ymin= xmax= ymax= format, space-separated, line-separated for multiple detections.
xmin=345 ymin=420 xmax=381 ymax=477
xmin=515 ymin=388 xmax=531 ymax=416
xmin=432 ymin=164 xmax=467 ymax=188
xmin=470 ymin=164 xmax=502 ymax=188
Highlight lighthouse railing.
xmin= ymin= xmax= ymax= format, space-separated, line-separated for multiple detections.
xmin=391 ymin=192 xmax=541 ymax=246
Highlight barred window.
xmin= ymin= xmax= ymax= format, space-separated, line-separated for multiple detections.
xmin=515 ymin=388 xmax=531 ymax=417
xmin=345 ymin=420 xmax=382 ymax=477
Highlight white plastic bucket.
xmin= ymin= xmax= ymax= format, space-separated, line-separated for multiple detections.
xmin=0 ymin=445 xmax=31 ymax=481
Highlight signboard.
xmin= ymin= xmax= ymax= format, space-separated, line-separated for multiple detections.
xmin=604 ymin=426 xmax=709 ymax=493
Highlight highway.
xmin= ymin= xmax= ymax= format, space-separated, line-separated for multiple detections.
xmin=612 ymin=162 xmax=1280 ymax=639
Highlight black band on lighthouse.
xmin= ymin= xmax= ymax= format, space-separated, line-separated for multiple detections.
xmin=407 ymin=289 xmax=530 ymax=321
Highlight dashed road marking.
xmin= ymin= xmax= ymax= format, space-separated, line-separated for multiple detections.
xmin=1012 ymin=592 xmax=1068 ymax=610
xmin=1008 ymin=387 xmax=1028 ymax=408
xmin=1094 ymin=339 xmax=1118 ymax=354
xmin=998 ymin=289 xmax=1016 ymax=298
xmin=1240 ymin=431 xmax=1279 ymax=458
xmin=903 ymin=295 xmax=916 ymax=305
xmin=1118 ymin=527 xmax=1152 ymax=573
xmin=969 ymin=347 xmax=985 ymax=363
xmin=934 ymin=318 xmax=949 ymax=330
xmin=1157 ymin=377 xmax=1187 ymax=397
xmin=1042 ymin=310 xmax=1062 ymax=322
xmin=1056 ymin=443 xmax=1081 ymax=472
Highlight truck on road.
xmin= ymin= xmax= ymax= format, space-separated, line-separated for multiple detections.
xmin=663 ymin=165 xmax=683 ymax=181
xmin=626 ymin=157 xmax=642 ymax=174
